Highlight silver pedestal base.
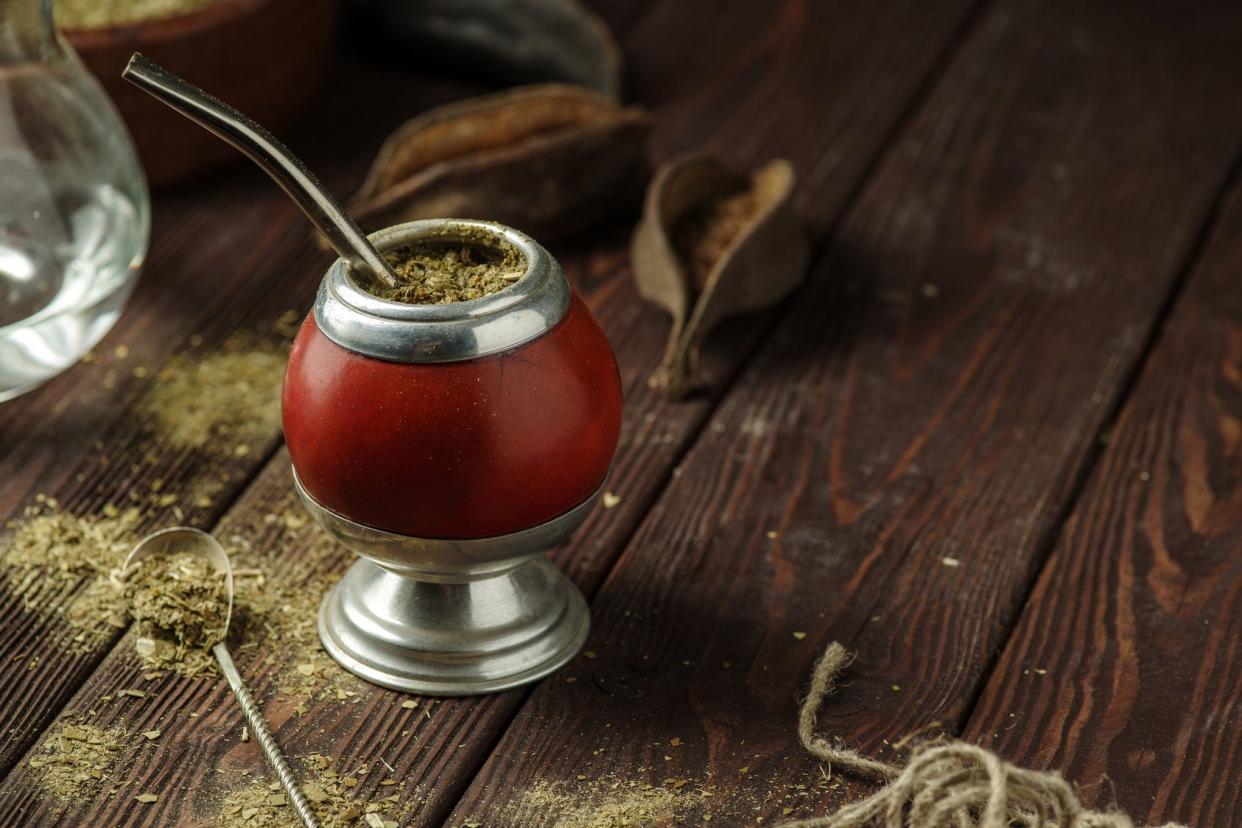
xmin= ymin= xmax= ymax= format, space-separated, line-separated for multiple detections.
xmin=295 ymin=470 xmax=600 ymax=696
xmin=318 ymin=556 xmax=589 ymax=695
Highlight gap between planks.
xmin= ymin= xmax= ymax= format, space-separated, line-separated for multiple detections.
xmin=954 ymin=138 xmax=1242 ymax=734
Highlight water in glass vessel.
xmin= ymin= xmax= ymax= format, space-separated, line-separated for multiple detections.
xmin=0 ymin=0 xmax=149 ymax=401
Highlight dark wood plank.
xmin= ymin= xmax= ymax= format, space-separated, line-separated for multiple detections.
xmin=439 ymin=0 xmax=1242 ymax=824
xmin=960 ymin=185 xmax=1242 ymax=826
xmin=0 ymin=0 xmax=984 ymax=824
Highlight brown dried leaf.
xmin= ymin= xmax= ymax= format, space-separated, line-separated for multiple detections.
xmin=631 ymin=155 xmax=809 ymax=396
xmin=352 ymin=0 xmax=622 ymax=97
xmin=341 ymin=85 xmax=650 ymax=243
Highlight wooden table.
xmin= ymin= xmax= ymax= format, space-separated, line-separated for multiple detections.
xmin=2 ymin=0 xmax=1240 ymax=825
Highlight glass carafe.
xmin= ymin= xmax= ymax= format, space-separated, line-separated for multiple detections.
xmin=0 ymin=0 xmax=149 ymax=401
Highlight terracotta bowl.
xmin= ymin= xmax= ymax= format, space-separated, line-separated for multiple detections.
xmin=63 ymin=0 xmax=339 ymax=187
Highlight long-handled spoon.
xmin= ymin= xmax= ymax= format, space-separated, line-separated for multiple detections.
xmin=121 ymin=53 xmax=398 ymax=288
xmin=123 ymin=528 xmax=321 ymax=828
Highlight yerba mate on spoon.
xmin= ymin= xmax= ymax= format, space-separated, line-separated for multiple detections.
xmin=122 ymin=528 xmax=321 ymax=828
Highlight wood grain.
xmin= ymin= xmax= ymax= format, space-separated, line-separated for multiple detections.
xmin=960 ymin=184 xmax=1242 ymax=826
xmin=441 ymin=0 xmax=1242 ymax=824
xmin=0 ymin=0 xmax=984 ymax=823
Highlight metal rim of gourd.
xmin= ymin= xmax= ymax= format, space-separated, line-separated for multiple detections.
xmin=313 ymin=218 xmax=571 ymax=364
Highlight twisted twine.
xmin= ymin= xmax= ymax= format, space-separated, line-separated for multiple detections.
xmin=780 ymin=643 xmax=1186 ymax=828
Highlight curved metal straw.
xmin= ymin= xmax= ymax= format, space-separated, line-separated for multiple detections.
xmin=123 ymin=528 xmax=321 ymax=828
xmin=121 ymin=53 xmax=397 ymax=288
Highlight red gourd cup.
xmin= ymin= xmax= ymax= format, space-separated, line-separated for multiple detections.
xmin=283 ymin=219 xmax=622 ymax=694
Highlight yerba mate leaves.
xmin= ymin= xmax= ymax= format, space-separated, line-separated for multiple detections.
xmin=363 ymin=239 xmax=526 ymax=304
xmin=341 ymin=85 xmax=650 ymax=242
xmin=126 ymin=552 xmax=228 ymax=678
xmin=350 ymin=0 xmax=622 ymax=97
xmin=631 ymin=155 xmax=809 ymax=397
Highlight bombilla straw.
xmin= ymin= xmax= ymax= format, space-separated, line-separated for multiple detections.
xmin=121 ymin=53 xmax=397 ymax=288
xmin=213 ymin=642 xmax=321 ymax=828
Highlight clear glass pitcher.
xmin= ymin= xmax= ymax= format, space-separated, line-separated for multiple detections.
xmin=0 ymin=0 xmax=149 ymax=402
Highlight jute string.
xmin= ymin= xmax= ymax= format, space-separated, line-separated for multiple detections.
xmin=779 ymin=643 xmax=1187 ymax=828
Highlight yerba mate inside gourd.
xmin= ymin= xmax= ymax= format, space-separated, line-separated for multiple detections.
xmin=357 ymin=235 xmax=526 ymax=305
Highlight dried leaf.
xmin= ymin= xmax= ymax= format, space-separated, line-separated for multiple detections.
xmin=351 ymin=0 xmax=622 ymax=96
xmin=340 ymin=85 xmax=650 ymax=243
xmin=631 ymin=155 xmax=809 ymax=396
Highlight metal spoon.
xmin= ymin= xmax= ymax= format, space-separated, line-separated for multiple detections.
xmin=120 ymin=53 xmax=398 ymax=288
xmin=123 ymin=528 xmax=321 ymax=828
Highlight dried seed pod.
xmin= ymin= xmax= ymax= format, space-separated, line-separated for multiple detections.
xmin=339 ymin=85 xmax=651 ymax=243
xmin=632 ymin=155 xmax=808 ymax=396
xmin=350 ymin=0 xmax=622 ymax=97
